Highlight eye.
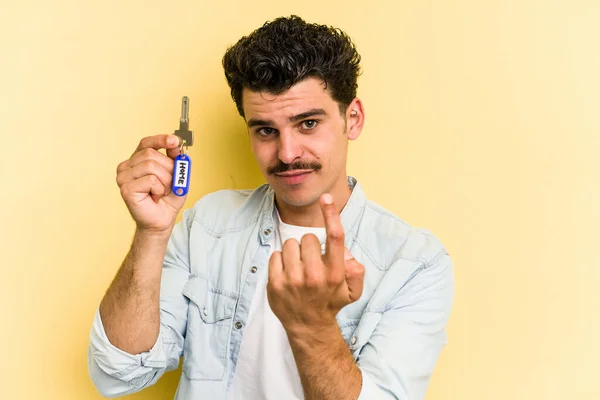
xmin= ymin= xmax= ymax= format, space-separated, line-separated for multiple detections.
xmin=301 ymin=120 xmax=318 ymax=130
xmin=257 ymin=127 xmax=277 ymax=136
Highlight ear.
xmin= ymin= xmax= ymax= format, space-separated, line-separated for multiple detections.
xmin=345 ymin=98 xmax=365 ymax=141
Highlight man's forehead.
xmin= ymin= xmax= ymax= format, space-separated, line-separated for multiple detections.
xmin=242 ymin=77 xmax=335 ymax=117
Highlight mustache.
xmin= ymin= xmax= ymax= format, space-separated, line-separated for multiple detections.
xmin=267 ymin=160 xmax=322 ymax=175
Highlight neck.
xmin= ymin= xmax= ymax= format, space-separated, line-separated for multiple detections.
xmin=275 ymin=176 xmax=352 ymax=227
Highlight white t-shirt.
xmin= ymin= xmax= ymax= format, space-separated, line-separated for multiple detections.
xmin=228 ymin=209 xmax=326 ymax=400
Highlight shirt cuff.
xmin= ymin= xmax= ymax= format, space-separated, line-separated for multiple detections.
xmin=89 ymin=308 xmax=167 ymax=380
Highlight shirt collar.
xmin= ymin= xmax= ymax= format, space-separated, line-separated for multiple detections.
xmin=257 ymin=176 xmax=366 ymax=246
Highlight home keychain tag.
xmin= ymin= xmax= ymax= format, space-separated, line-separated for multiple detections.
xmin=172 ymin=96 xmax=193 ymax=197
xmin=172 ymin=143 xmax=192 ymax=196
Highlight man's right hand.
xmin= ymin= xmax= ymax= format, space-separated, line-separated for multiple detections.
xmin=116 ymin=134 xmax=187 ymax=234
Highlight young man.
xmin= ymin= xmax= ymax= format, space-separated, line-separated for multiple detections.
xmin=89 ymin=15 xmax=454 ymax=400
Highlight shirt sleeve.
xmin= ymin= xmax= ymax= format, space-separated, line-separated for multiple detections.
xmin=356 ymin=252 xmax=455 ymax=400
xmin=88 ymin=209 xmax=194 ymax=397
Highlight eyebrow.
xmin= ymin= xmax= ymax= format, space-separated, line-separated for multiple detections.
xmin=247 ymin=108 xmax=327 ymax=128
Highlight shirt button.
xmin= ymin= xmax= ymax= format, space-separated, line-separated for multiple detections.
xmin=264 ymin=228 xmax=272 ymax=235
xmin=250 ymin=266 xmax=257 ymax=273
xmin=350 ymin=336 xmax=357 ymax=345
xmin=235 ymin=321 xmax=243 ymax=330
xmin=202 ymin=308 xmax=208 ymax=316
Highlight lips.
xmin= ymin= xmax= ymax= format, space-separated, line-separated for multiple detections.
xmin=276 ymin=169 xmax=313 ymax=177
xmin=275 ymin=170 xmax=313 ymax=185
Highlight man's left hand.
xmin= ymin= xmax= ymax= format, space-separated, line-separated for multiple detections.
xmin=267 ymin=193 xmax=366 ymax=334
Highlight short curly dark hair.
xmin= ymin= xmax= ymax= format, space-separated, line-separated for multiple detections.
xmin=222 ymin=15 xmax=362 ymax=118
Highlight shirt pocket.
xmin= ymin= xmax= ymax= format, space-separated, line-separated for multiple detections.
xmin=182 ymin=277 xmax=236 ymax=381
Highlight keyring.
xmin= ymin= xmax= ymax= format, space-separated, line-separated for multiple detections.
xmin=179 ymin=139 xmax=188 ymax=156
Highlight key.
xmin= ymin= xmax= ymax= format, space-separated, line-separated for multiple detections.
xmin=174 ymin=96 xmax=194 ymax=146
xmin=171 ymin=96 xmax=193 ymax=197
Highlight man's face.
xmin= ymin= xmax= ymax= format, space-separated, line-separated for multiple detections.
xmin=242 ymin=77 xmax=358 ymax=208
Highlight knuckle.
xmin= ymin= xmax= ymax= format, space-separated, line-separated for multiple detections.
xmin=142 ymin=147 xmax=155 ymax=158
xmin=287 ymin=274 xmax=304 ymax=288
xmin=269 ymin=252 xmax=282 ymax=270
xmin=267 ymin=278 xmax=283 ymax=294
xmin=269 ymin=250 xmax=282 ymax=263
xmin=347 ymin=263 xmax=365 ymax=279
xmin=143 ymin=159 xmax=158 ymax=174
xmin=148 ymin=174 xmax=159 ymax=186
xmin=116 ymin=160 xmax=127 ymax=173
xmin=142 ymin=136 xmax=156 ymax=147
xmin=301 ymin=233 xmax=319 ymax=246
xmin=305 ymin=273 xmax=324 ymax=288
xmin=357 ymin=263 xmax=366 ymax=275
xmin=137 ymin=137 xmax=148 ymax=150
xmin=328 ymin=228 xmax=344 ymax=242
xmin=327 ymin=272 xmax=344 ymax=286
xmin=282 ymin=238 xmax=299 ymax=251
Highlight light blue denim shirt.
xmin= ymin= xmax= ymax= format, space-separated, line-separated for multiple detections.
xmin=89 ymin=177 xmax=454 ymax=399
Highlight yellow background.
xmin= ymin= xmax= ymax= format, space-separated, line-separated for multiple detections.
xmin=2 ymin=1 xmax=598 ymax=399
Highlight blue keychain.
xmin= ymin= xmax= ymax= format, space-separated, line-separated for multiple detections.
xmin=172 ymin=150 xmax=192 ymax=196
xmin=172 ymin=96 xmax=193 ymax=196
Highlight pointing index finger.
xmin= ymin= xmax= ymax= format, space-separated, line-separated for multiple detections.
xmin=321 ymin=193 xmax=345 ymax=273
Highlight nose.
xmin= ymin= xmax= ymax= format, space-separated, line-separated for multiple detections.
xmin=277 ymin=130 xmax=303 ymax=165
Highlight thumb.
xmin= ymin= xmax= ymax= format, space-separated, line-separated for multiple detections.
xmin=344 ymin=251 xmax=365 ymax=302
xmin=166 ymin=135 xmax=183 ymax=159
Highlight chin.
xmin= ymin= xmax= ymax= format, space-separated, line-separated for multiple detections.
xmin=279 ymin=195 xmax=316 ymax=208
xmin=271 ymin=185 xmax=321 ymax=208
